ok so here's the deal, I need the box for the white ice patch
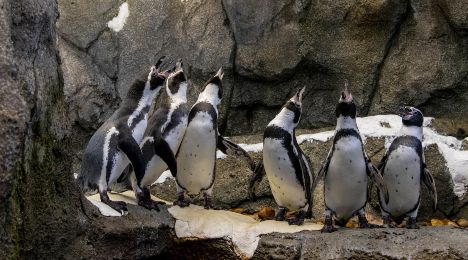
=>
[168,205,322,258]
[437,144,468,197]
[154,170,174,184]
[86,191,170,217]
[107,2,129,32]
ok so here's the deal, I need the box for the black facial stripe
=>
[263,125,304,187]
[387,136,423,158]
[335,102,356,118]
[402,111,423,127]
[333,128,362,144]
[168,72,186,95]
[188,102,217,124]
[284,101,301,124]
[149,75,166,90]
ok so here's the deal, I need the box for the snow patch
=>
[107,2,129,32]
[154,170,174,184]
[168,205,322,258]
[86,191,169,217]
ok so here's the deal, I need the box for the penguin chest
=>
[140,117,188,187]
[325,136,367,219]
[131,116,148,144]
[177,112,217,194]
[263,138,307,211]
[381,146,421,217]
[164,115,188,152]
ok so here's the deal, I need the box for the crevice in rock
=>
[219,0,238,134]
[364,0,413,116]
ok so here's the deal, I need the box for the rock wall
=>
[56,0,468,135]
[0,0,82,258]
[56,0,468,170]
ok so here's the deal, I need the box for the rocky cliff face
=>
[55,0,468,171]
[56,0,468,135]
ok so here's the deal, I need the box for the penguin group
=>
[77,58,437,232]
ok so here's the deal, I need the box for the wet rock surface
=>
[253,227,468,259]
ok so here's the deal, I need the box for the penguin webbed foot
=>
[358,214,378,229]
[100,192,128,215]
[287,211,306,226]
[137,188,162,211]
[321,216,337,233]
[203,194,219,210]
[275,207,287,221]
[406,217,420,229]
[382,216,395,228]
[173,193,190,208]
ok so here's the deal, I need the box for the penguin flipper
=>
[217,135,264,201]
[118,134,146,187]
[299,154,313,218]
[217,135,257,170]
[366,161,389,204]
[153,136,177,178]
[422,166,437,212]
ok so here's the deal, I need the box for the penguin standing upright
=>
[378,106,437,229]
[129,60,190,209]
[174,68,258,209]
[262,87,314,225]
[316,83,388,232]
[78,57,172,213]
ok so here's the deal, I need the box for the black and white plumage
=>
[78,57,171,214]
[316,84,388,233]
[174,68,258,209]
[128,60,190,210]
[262,87,314,225]
[378,106,437,229]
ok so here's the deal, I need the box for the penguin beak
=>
[215,67,224,80]
[291,87,306,104]
[339,81,353,103]
[399,106,414,119]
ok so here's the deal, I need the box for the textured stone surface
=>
[253,227,468,259]
[56,0,468,141]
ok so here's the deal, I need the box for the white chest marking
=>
[263,138,308,211]
[140,115,188,187]
[176,111,216,195]
[131,115,148,144]
[99,127,119,191]
[380,146,421,217]
[325,136,367,219]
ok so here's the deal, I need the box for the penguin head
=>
[400,106,423,127]
[166,59,188,101]
[148,56,172,91]
[335,82,356,118]
[200,67,224,104]
[283,87,305,124]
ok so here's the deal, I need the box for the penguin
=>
[316,83,388,233]
[262,87,315,225]
[174,68,258,209]
[78,57,172,213]
[129,60,189,209]
[378,106,437,229]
